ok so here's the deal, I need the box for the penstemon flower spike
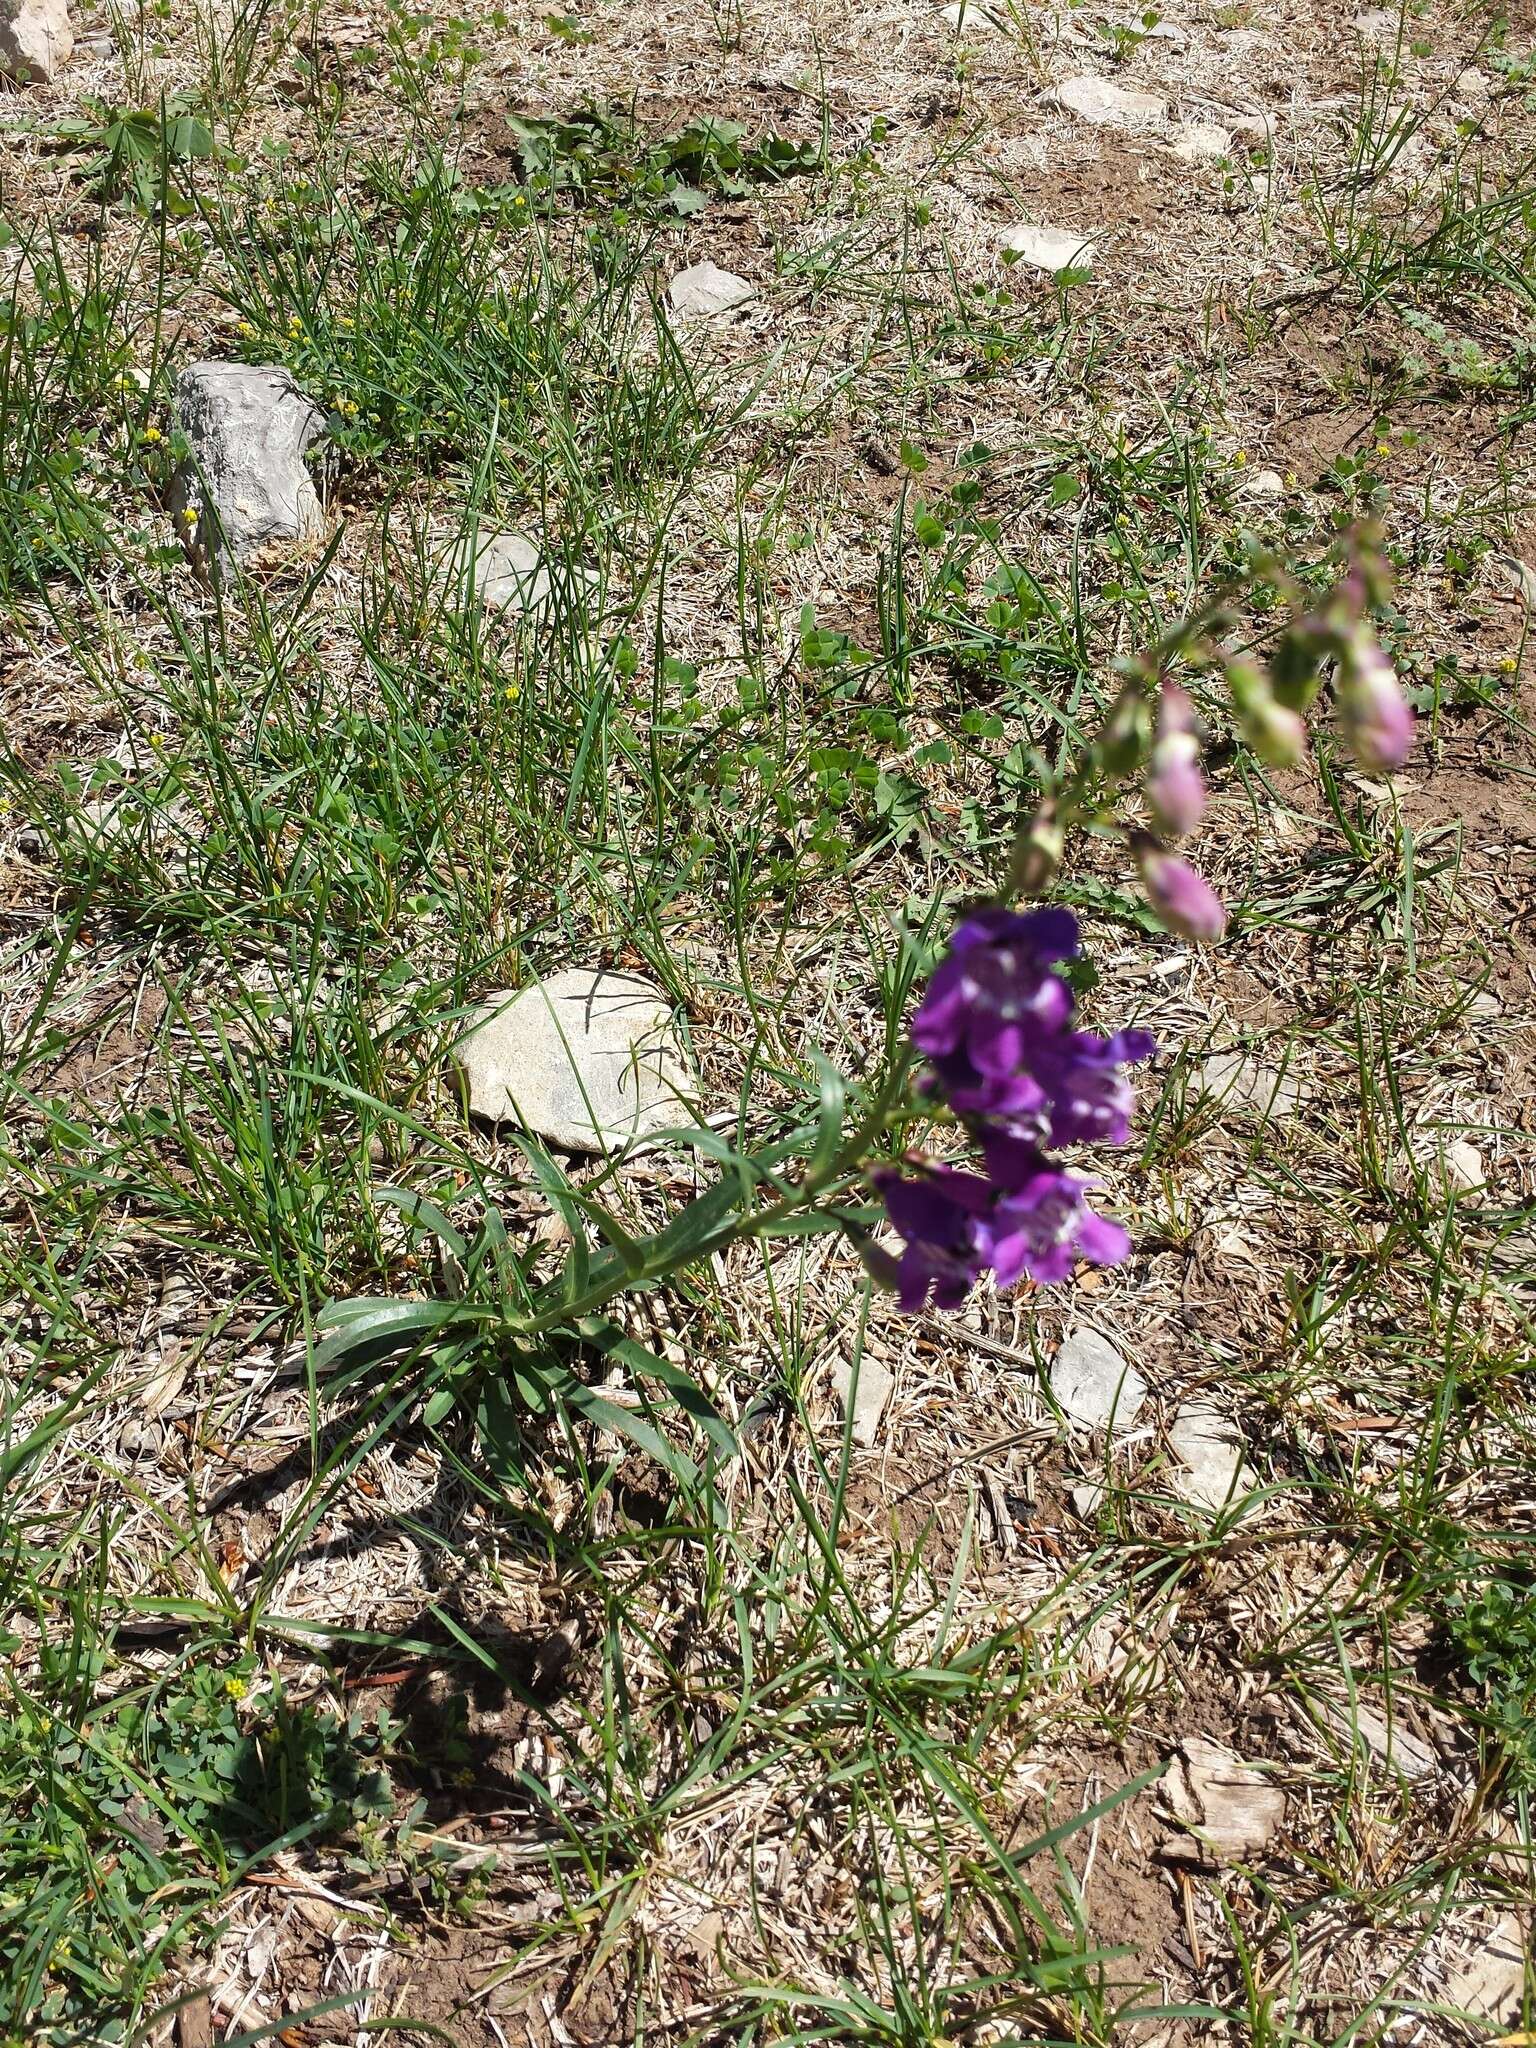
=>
[865,523,1415,1317]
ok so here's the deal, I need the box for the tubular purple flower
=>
[910,907,1078,1080]
[980,1157,1132,1288]
[1336,628,1413,773]
[1134,835,1228,943]
[874,1164,995,1312]
[1146,683,1206,839]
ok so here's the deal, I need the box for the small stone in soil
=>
[667,260,757,318]
[1000,223,1097,274]
[831,1354,896,1448]
[168,362,325,575]
[0,0,73,81]
[1160,1736,1284,1867]
[1171,120,1232,162]
[1200,1050,1312,1123]
[1053,75,1167,129]
[453,967,695,1154]
[1167,1401,1246,1512]
[438,530,593,618]
[1051,1328,1146,1436]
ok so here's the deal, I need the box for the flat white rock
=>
[169,362,324,574]
[1200,1050,1312,1123]
[1319,1697,1437,1781]
[0,0,72,80]
[1446,1913,1526,2021]
[1051,1329,1146,1436]
[831,1353,896,1447]
[1054,75,1166,129]
[438,530,593,617]
[1171,120,1232,162]
[1352,8,1401,40]
[454,968,694,1153]
[667,260,756,319]
[1000,223,1096,274]
[1440,1138,1487,1193]
[1168,1401,1246,1511]
[1244,467,1286,496]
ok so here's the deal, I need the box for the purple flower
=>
[1336,628,1413,773]
[1022,1025,1157,1147]
[873,1165,994,1312]
[1146,684,1206,839]
[979,1147,1132,1287]
[1134,837,1227,943]
[911,907,1079,1081]
[875,1151,1133,1309]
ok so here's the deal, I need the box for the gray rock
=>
[1439,1139,1487,1194]
[1200,1050,1312,1123]
[1000,224,1097,274]
[666,260,756,318]
[1168,1401,1246,1511]
[1054,75,1166,129]
[169,363,324,575]
[438,530,593,618]
[1051,1329,1146,1435]
[453,968,694,1153]
[831,1353,895,1447]
[0,0,72,80]
[1171,121,1232,162]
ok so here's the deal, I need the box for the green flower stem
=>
[513,1049,919,1341]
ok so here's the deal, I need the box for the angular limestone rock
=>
[169,363,324,575]
[1000,224,1097,274]
[1051,1329,1146,1436]
[831,1353,896,1448]
[0,0,73,81]
[666,260,756,318]
[454,968,694,1153]
[1168,1401,1246,1511]
[1171,121,1232,162]
[1054,75,1166,129]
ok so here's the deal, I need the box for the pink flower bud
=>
[1337,630,1413,773]
[1146,685,1206,838]
[1133,834,1227,943]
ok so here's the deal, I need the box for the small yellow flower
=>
[142,424,162,444]
[287,312,303,335]
[503,682,520,701]
[224,1676,248,1699]
[1499,656,1518,673]
[1284,470,1298,488]
[149,732,165,749]
[236,320,256,339]
[1232,448,1248,466]
[181,506,200,527]
[1375,440,1391,457]
[512,193,525,207]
